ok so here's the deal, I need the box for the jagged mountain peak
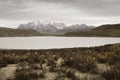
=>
[18,21,95,34]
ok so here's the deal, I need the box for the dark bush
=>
[102,64,120,80]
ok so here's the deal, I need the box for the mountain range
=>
[18,21,94,34]
[0,21,120,37]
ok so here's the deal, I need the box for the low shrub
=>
[102,64,120,80]
[12,70,45,80]
[64,55,98,74]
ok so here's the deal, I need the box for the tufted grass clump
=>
[102,63,120,80]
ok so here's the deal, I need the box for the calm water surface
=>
[0,37,120,49]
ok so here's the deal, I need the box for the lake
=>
[0,37,120,49]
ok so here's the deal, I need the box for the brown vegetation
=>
[0,43,120,80]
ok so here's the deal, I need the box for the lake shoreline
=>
[0,37,120,49]
[0,36,120,38]
[0,43,119,50]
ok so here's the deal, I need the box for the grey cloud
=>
[0,0,30,20]
[0,0,120,21]
[37,0,120,17]
[0,0,27,13]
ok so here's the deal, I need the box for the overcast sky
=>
[0,0,120,28]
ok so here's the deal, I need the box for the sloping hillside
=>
[65,24,120,37]
[0,27,42,37]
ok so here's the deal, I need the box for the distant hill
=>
[1,23,120,37]
[57,24,94,34]
[65,24,120,37]
[0,27,42,37]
